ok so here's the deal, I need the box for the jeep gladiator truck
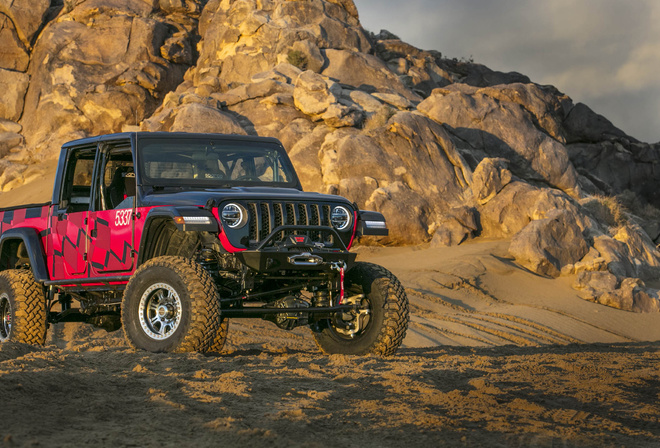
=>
[0,132,409,355]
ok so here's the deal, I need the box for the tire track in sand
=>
[406,286,591,347]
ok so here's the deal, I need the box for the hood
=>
[137,187,354,208]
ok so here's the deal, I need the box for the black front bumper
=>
[234,225,357,272]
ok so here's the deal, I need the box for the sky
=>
[353,0,660,144]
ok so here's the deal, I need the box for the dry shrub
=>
[616,189,660,222]
[581,195,628,230]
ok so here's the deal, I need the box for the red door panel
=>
[50,211,89,279]
[88,208,134,276]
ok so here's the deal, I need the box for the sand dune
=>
[1,240,659,447]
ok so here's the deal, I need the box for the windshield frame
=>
[135,136,301,190]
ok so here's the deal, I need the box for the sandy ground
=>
[1,240,659,447]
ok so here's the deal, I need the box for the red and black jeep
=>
[0,133,409,355]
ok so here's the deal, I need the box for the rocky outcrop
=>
[417,84,580,198]
[574,271,660,313]
[21,0,202,159]
[1,0,660,313]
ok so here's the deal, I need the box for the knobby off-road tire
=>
[0,270,47,345]
[313,262,409,356]
[121,256,222,353]
[207,318,229,354]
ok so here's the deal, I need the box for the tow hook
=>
[331,261,347,305]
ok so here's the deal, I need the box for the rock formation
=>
[1,0,659,312]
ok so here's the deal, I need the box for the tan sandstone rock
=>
[509,209,589,278]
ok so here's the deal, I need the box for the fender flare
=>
[0,228,50,282]
[136,206,219,267]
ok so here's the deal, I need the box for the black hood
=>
[138,187,354,208]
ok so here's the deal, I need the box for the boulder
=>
[470,158,512,205]
[365,182,433,244]
[213,78,294,108]
[509,209,589,278]
[287,39,325,73]
[418,87,581,198]
[430,206,479,247]
[19,2,198,159]
[562,247,608,276]
[461,63,531,88]
[0,119,20,134]
[574,271,660,312]
[288,124,331,193]
[229,98,308,137]
[278,117,317,152]
[573,270,620,301]
[371,92,413,110]
[597,278,640,312]
[613,224,660,267]
[563,102,628,144]
[320,102,364,128]
[568,140,660,208]
[348,90,383,113]
[293,71,339,117]
[478,181,589,238]
[478,83,568,142]
[168,103,247,135]
[374,38,452,96]
[0,0,51,47]
[630,288,660,313]
[322,49,420,102]
[0,132,22,157]
[0,15,29,71]
[0,69,28,121]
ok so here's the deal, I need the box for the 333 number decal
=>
[115,209,132,226]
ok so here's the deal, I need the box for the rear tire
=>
[0,270,47,345]
[312,262,409,356]
[121,256,221,353]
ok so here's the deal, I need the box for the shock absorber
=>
[197,248,219,272]
[313,289,330,307]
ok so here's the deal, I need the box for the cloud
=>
[353,0,660,143]
[616,43,660,91]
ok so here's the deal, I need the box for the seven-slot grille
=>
[246,201,335,245]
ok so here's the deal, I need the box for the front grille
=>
[246,201,336,246]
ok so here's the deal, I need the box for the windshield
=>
[138,139,297,188]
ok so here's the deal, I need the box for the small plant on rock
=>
[287,50,308,70]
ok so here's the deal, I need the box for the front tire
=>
[207,318,229,354]
[0,270,47,345]
[313,262,409,356]
[121,256,221,353]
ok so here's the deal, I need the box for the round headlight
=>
[221,203,247,229]
[331,206,352,231]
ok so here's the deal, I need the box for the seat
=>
[107,166,135,209]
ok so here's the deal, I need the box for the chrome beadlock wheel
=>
[138,283,182,340]
[0,293,11,341]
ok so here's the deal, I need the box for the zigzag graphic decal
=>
[102,240,133,268]
[53,227,89,258]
